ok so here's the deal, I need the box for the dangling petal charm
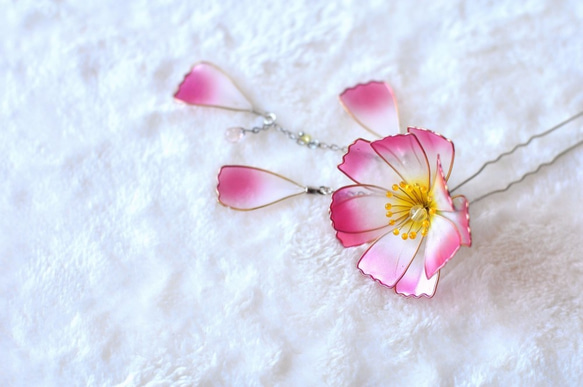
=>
[339,81,400,137]
[175,62,254,112]
[217,166,307,210]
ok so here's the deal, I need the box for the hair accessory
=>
[176,62,583,298]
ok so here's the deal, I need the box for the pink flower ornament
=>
[331,82,471,297]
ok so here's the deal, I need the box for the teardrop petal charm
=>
[339,81,400,137]
[175,62,254,112]
[217,166,306,210]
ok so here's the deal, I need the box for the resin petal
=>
[424,215,462,278]
[395,252,440,298]
[339,81,400,138]
[357,233,423,288]
[431,158,454,213]
[336,229,389,248]
[217,166,306,210]
[408,127,455,182]
[175,62,254,112]
[330,185,390,237]
[338,139,402,187]
[441,195,472,246]
[370,134,430,187]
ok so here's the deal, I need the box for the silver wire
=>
[450,111,583,193]
[470,137,583,204]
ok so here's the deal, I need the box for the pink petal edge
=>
[217,166,306,210]
[174,62,254,112]
[339,81,400,138]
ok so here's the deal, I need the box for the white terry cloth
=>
[2,1,583,385]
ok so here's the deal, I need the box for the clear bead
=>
[410,205,428,222]
[225,127,244,143]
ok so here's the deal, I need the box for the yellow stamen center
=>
[385,180,436,239]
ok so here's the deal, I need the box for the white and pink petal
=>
[357,232,423,288]
[440,195,471,246]
[175,62,254,112]
[408,127,455,183]
[370,134,430,187]
[430,158,454,212]
[330,185,390,239]
[338,139,402,187]
[395,251,440,298]
[335,228,390,248]
[423,215,462,278]
[217,166,305,210]
[339,81,400,138]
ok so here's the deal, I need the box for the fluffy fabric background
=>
[2,1,583,385]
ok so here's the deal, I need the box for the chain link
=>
[240,112,347,153]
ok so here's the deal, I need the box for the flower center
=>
[409,205,427,223]
[385,180,435,240]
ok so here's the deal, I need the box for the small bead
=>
[393,229,400,236]
[422,220,430,228]
[392,184,399,191]
[399,181,407,188]
[409,231,417,239]
[386,211,393,217]
[401,233,408,240]
[421,228,428,236]
[386,191,393,198]
[385,203,392,210]
[389,219,396,225]
[225,127,245,142]
[429,208,436,215]
[299,133,312,143]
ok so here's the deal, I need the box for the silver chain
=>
[240,112,348,153]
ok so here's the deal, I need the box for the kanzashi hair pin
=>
[175,61,583,298]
